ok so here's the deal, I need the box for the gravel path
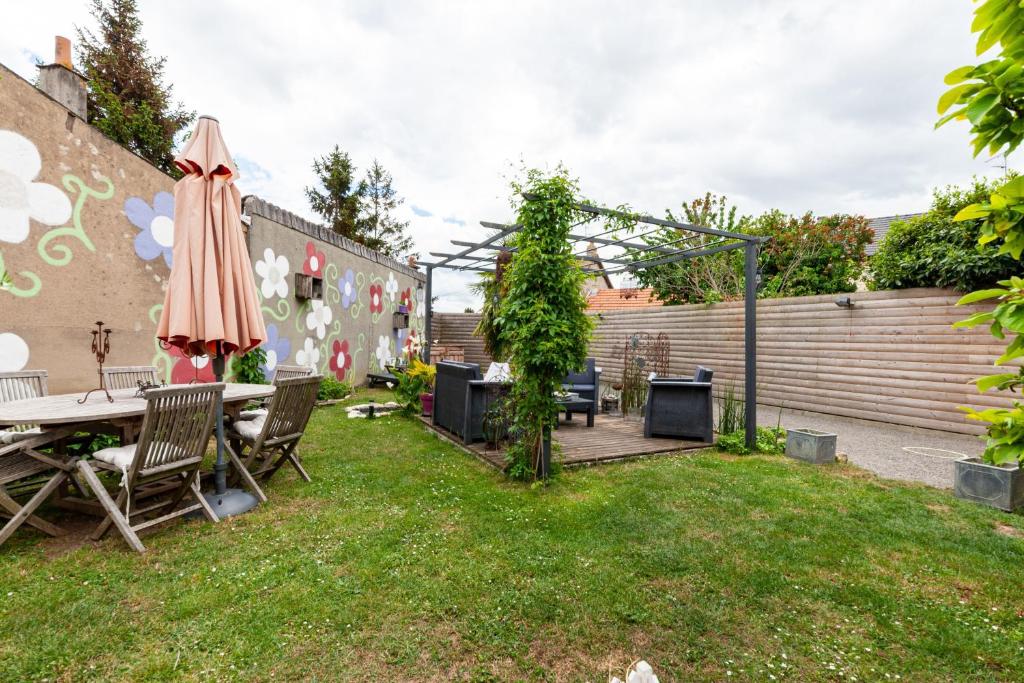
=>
[750,404,983,489]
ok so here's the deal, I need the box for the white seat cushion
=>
[238,408,268,421]
[0,427,43,444]
[234,415,266,441]
[92,443,138,470]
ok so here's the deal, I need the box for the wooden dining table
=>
[0,383,274,543]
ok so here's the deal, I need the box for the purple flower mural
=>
[125,191,175,267]
[339,268,356,309]
[259,324,292,381]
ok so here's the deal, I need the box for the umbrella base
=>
[202,488,259,518]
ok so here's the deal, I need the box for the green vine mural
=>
[0,252,42,298]
[350,272,366,319]
[37,174,115,267]
[260,294,292,322]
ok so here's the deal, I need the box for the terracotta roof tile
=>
[586,288,664,312]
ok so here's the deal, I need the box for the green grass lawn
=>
[2,388,1023,682]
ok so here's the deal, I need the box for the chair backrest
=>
[130,383,223,481]
[433,362,481,435]
[102,366,159,390]
[273,364,314,383]
[693,366,714,383]
[0,370,48,403]
[0,370,48,433]
[562,358,596,386]
[259,375,321,444]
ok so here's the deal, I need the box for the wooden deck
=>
[420,413,711,470]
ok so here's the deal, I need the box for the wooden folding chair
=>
[100,366,159,390]
[272,364,314,382]
[77,383,224,553]
[227,375,321,500]
[0,427,80,546]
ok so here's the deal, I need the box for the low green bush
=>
[317,376,352,401]
[717,426,785,456]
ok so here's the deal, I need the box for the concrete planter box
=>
[954,458,1024,512]
[785,428,837,464]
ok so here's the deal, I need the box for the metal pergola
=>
[419,198,767,449]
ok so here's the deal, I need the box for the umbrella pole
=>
[213,344,228,495]
[200,342,259,518]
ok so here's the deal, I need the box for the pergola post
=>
[423,265,433,363]
[743,241,758,450]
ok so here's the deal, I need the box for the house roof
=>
[866,213,923,255]
[587,288,664,312]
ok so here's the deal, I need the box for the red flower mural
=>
[169,346,217,384]
[369,283,384,314]
[328,339,352,381]
[399,288,412,309]
[303,241,325,277]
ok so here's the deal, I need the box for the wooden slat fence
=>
[433,288,1009,435]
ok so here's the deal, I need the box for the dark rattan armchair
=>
[644,366,714,442]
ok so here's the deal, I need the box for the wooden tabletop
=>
[0,383,275,426]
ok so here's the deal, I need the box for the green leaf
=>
[937,84,974,114]
[954,203,990,221]
[952,311,996,328]
[943,65,975,85]
[976,373,1019,392]
[966,91,1000,124]
[957,288,1008,305]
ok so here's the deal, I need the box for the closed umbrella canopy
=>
[157,116,265,357]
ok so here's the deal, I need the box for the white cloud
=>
[1,0,1004,311]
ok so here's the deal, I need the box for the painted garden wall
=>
[0,63,425,393]
[242,198,425,386]
[0,63,179,393]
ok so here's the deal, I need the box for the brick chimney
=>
[36,36,88,119]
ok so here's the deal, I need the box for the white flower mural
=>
[295,337,321,369]
[0,130,73,244]
[416,294,425,320]
[385,272,399,302]
[0,332,30,371]
[375,334,393,368]
[305,299,333,339]
[254,248,290,299]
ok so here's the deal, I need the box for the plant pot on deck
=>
[785,428,837,464]
[420,392,434,417]
[954,457,1024,512]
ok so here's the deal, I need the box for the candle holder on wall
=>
[78,321,114,404]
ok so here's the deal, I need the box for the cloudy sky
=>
[0,1,1003,310]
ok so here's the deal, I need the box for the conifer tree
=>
[358,159,414,258]
[76,0,194,175]
[305,146,365,240]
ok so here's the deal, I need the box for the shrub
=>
[869,177,1018,292]
[317,376,351,401]
[231,347,268,384]
[717,426,785,455]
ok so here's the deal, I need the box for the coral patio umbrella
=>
[157,115,266,515]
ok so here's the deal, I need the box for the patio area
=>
[423,412,710,469]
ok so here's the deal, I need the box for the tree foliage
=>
[936,0,1024,158]
[306,151,415,258]
[870,178,1018,292]
[629,193,871,304]
[499,168,594,480]
[305,145,365,240]
[76,0,194,176]
[358,160,414,258]
[940,0,1024,465]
